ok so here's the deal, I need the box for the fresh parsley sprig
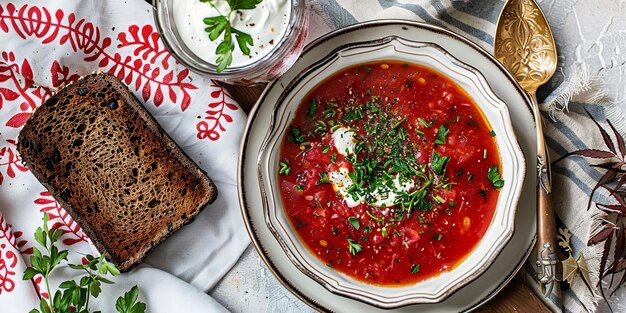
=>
[23,213,146,313]
[200,0,263,72]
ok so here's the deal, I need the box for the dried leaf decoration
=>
[562,254,578,285]
[554,109,626,311]
[557,228,594,291]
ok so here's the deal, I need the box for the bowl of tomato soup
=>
[256,37,525,307]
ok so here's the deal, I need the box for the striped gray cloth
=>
[307,0,626,312]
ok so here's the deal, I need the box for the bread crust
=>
[17,73,217,271]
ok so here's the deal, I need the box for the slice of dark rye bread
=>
[17,72,217,272]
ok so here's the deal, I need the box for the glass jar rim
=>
[153,0,305,81]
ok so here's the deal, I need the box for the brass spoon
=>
[494,0,560,298]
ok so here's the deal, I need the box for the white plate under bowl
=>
[239,20,536,312]
[255,37,525,308]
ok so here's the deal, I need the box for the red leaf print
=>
[196,85,238,141]
[223,114,233,123]
[20,58,33,86]
[154,87,164,106]
[168,87,177,103]
[142,82,151,102]
[5,112,31,128]
[225,102,238,110]
[0,4,200,115]
[0,87,19,100]
[181,91,191,112]
[163,71,173,83]
[34,192,89,245]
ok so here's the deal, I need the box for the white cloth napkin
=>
[0,0,250,311]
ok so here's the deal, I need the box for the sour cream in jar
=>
[154,0,308,83]
[173,0,291,67]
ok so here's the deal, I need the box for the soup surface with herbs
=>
[278,62,504,286]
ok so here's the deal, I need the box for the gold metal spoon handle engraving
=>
[495,0,560,298]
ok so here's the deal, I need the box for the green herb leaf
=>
[417,117,430,128]
[348,217,360,230]
[347,238,363,255]
[411,263,420,274]
[229,0,263,10]
[279,160,291,176]
[316,172,330,185]
[487,165,504,189]
[201,0,261,72]
[431,151,450,176]
[434,125,450,145]
[233,28,254,55]
[288,128,305,144]
[366,211,384,223]
[203,16,228,41]
[489,130,496,137]
[307,99,318,119]
[295,184,304,192]
[115,286,146,313]
[34,227,46,248]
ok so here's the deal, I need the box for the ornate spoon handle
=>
[530,93,559,296]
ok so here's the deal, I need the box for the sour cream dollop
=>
[173,0,291,67]
[328,127,414,208]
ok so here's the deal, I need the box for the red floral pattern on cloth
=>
[0,1,245,307]
[0,0,239,299]
[35,191,89,246]
[0,215,33,295]
[0,2,237,138]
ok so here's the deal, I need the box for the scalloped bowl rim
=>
[256,37,526,308]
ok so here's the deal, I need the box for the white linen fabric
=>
[0,0,249,311]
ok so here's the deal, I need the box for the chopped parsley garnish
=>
[489,130,496,137]
[316,172,330,185]
[366,211,384,223]
[347,238,363,255]
[449,201,456,207]
[433,233,443,241]
[487,165,505,189]
[314,121,327,134]
[434,125,450,145]
[431,151,450,176]
[411,263,420,274]
[479,189,487,197]
[321,145,330,154]
[432,194,445,204]
[332,226,339,235]
[288,128,304,144]
[363,226,372,233]
[307,99,317,118]
[381,227,388,237]
[417,117,430,127]
[348,217,360,230]
[467,173,474,181]
[295,184,304,191]
[330,153,337,163]
[279,160,290,176]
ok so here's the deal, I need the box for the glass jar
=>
[153,0,308,84]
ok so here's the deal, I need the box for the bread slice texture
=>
[17,73,217,272]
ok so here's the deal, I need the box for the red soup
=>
[278,62,504,286]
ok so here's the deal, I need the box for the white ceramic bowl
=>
[256,37,526,308]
